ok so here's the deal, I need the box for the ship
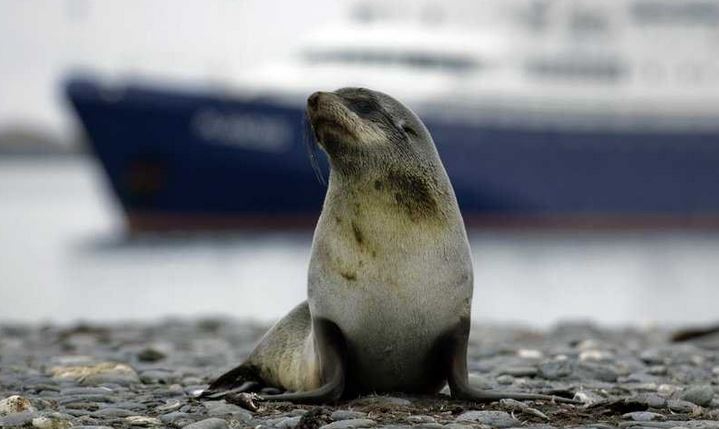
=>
[66,0,719,231]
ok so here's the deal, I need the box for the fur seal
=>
[203,88,575,404]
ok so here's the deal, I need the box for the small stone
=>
[667,399,700,413]
[579,350,614,361]
[406,415,435,424]
[517,349,544,359]
[538,360,573,379]
[156,399,181,413]
[331,410,368,421]
[140,369,177,384]
[51,362,140,386]
[276,416,302,429]
[319,419,376,429]
[0,395,36,416]
[137,348,166,362]
[125,416,162,426]
[159,411,190,425]
[32,415,73,429]
[183,418,229,429]
[92,408,136,418]
[353,396,411,406]
[647,365,668,376]
[455,410,519,428]
[680,385,715,407]
[633,393,667,409]
[496,374,514,385]
[497,366,538,377]
[203,401,252,420]
[0,411,37,427]
[622,411,666,422]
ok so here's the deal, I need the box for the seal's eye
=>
[401,124,418,137]
[351,99,375,115]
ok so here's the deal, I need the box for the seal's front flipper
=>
[444,319,579,404]
[200,364,264,399]
[261,317,346,404]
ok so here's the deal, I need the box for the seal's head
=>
[307,87,459,225]
[307,88,438,175]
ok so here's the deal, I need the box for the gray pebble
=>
[156,399,182,412]
[72,427,114,429]
[319,419,376,429]
[538,360,573,379]
[275,416,302,429]
[455,410,519,428]
[497,366,539,377]
[182,418,230,429]
[680,385,715,407]
[159,411,191,425]
[623,411,666,422]
[633,393,667,409]
[667,399,700,413]
[91,407,137,418]
[0,411,37,427]
[496,374,514,385]
[331,410,368,421]
[203,401,252,420]
[406,415,436,424]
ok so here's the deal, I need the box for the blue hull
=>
[66,77,719,231]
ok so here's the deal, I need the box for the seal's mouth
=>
[306,92,354,150]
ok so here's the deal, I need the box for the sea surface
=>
[1,156,718,327]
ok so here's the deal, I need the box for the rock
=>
[275,416,302,429]
[331,410,368,421]
[0,411,37,427]
[156,399,182,413]
[667,399,700,413]
[680,385,715,407]
[497,366,538,377]
[159,411,191,425]
[622,411,666,422]
[319,419,376,429]
[0,395,36,416]
[182,418,229,429]
[50,362,140,386]
[137,348,166,362]
[203,400,252,420]
[91,408,137,418]
[32,415,73,429]
[538,360,573,379]
[125,416,162,426]
[496,374,514,385]
[455,410,519,428]
[633,393,667,409]
[139,369,177,384]
[353,396,411,406]
[406,415,436,424]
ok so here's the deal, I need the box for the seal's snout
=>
[307,92,323,111]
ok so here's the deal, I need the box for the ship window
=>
[525,57,625,82]
[304,50,477,72]
[632,0,719,25]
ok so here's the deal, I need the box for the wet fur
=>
[206,88,575,405]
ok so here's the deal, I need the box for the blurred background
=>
[2,0,719,327]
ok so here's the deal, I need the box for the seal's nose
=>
[307,92,322,111]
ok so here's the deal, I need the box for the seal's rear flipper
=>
[261,317,346,404]
[200,364,264,399]
[443,319,580,405]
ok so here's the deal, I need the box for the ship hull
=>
[66,78,719,231]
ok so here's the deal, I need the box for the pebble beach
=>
[1,319,718,429]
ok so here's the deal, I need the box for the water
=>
[1,156,718,327]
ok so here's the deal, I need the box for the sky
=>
[0,0,348,142]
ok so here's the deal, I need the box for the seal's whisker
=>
[303,113,326,186]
